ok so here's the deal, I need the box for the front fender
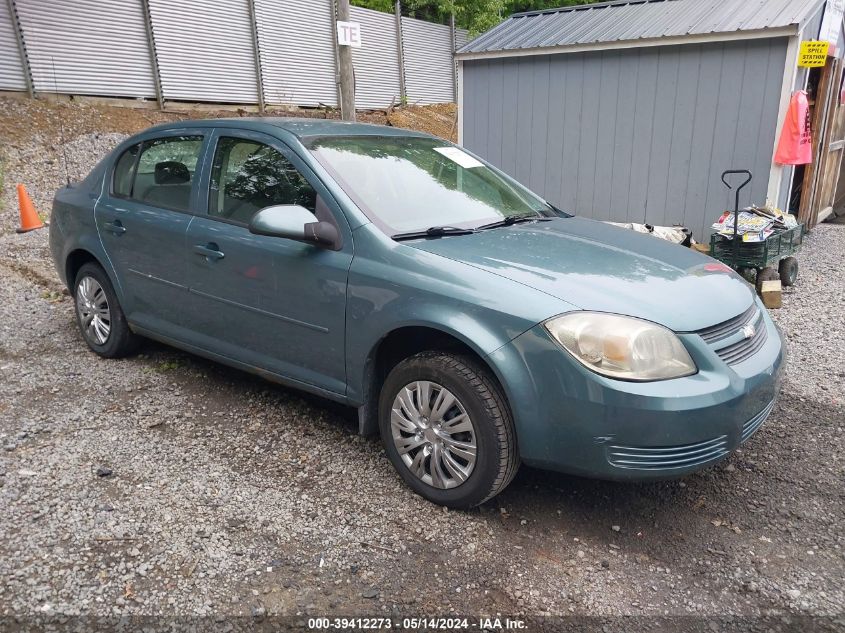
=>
[344,224,574,424]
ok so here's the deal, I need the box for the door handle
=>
[193,243,225,261]
[104,220,126,235]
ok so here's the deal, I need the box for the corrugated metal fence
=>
[15,0,156,98]
[0,0,28,92]
[255,0,337,108]
[350,6,403,109]
[403,16,455,105]
[0,0,467,108]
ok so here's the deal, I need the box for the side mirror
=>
[248,205,340,250]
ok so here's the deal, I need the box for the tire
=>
[737,267,756,284]
[378,351,519,508]
[755,266,779,294]
[778,256,799,287]
[73,263,139,358]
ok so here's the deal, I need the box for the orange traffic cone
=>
[16,184,44,233]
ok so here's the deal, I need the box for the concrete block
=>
[760,279,782,309]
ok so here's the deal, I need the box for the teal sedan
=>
[49,119,783,508]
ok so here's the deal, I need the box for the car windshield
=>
[307,136,554,235]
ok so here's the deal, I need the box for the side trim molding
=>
[187,288,329,333]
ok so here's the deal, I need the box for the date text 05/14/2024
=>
[307,617,526,630]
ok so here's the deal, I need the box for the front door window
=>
[209,137,317,225]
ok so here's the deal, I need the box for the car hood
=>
[406,217,755,332]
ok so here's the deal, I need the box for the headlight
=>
[544,312,696,381]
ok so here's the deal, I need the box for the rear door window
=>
[124,136,203,212]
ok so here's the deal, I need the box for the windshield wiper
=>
[392,226,478,241]
[476,213,552,231]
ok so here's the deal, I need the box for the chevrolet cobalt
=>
[49,119,783,507]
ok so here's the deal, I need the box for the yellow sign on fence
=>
[798,40,830,67]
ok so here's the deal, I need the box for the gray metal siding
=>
[402,16,454,103]
[255,0,337,107]
[462,38,789,241]
[0,1,26,91]
[148,0,258,103]
[350,5,402,109]
[14,0,155,97]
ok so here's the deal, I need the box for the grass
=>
[143,359,185,373]
[40,289,64,303]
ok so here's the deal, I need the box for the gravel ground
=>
[0,99,843,631]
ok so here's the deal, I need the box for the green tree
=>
[351,0,394,11]
[351,0,602,35]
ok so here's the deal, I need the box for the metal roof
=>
[458,0,825,56]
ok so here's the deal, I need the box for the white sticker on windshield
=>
[433,146,484,169]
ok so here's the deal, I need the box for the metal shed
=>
[457,0,844,240]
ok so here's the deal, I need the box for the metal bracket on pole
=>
[140,0,164,110]
[6,0,34,97]
[395,0,406,104]
[247,0,265,113]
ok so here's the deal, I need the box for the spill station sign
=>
[798,41,830,67]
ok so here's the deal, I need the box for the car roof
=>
[142,117,435,140]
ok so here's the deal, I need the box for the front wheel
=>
[73,263,139,358]
[378,352,519,508]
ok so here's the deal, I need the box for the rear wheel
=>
[378,351,519,508]
[73,263,139,358]
[778,256,798,286]
[755,266,779,293]
[737,267,756,284]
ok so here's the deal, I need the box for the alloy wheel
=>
[390,380,477,489]
[76,276,111,345]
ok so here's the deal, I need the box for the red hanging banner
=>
[774,90,813,165]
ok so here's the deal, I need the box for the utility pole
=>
[336,0,356,121]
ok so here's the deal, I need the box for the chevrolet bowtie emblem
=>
[742,323,756,339]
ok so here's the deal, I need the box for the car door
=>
[183,129,353,396]
[95,131,207,337]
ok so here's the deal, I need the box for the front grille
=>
[608,435,729,471]
[741,399,775,443]
[697,304,758,344]
[695,305,768,366]
[714,312,767,365]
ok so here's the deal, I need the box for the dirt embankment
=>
[0,95,457,147]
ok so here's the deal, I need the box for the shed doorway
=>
[789,55,845,228]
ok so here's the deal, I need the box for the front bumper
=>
[488,301,784,480]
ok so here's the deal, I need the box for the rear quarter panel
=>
[49,160,124,300]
